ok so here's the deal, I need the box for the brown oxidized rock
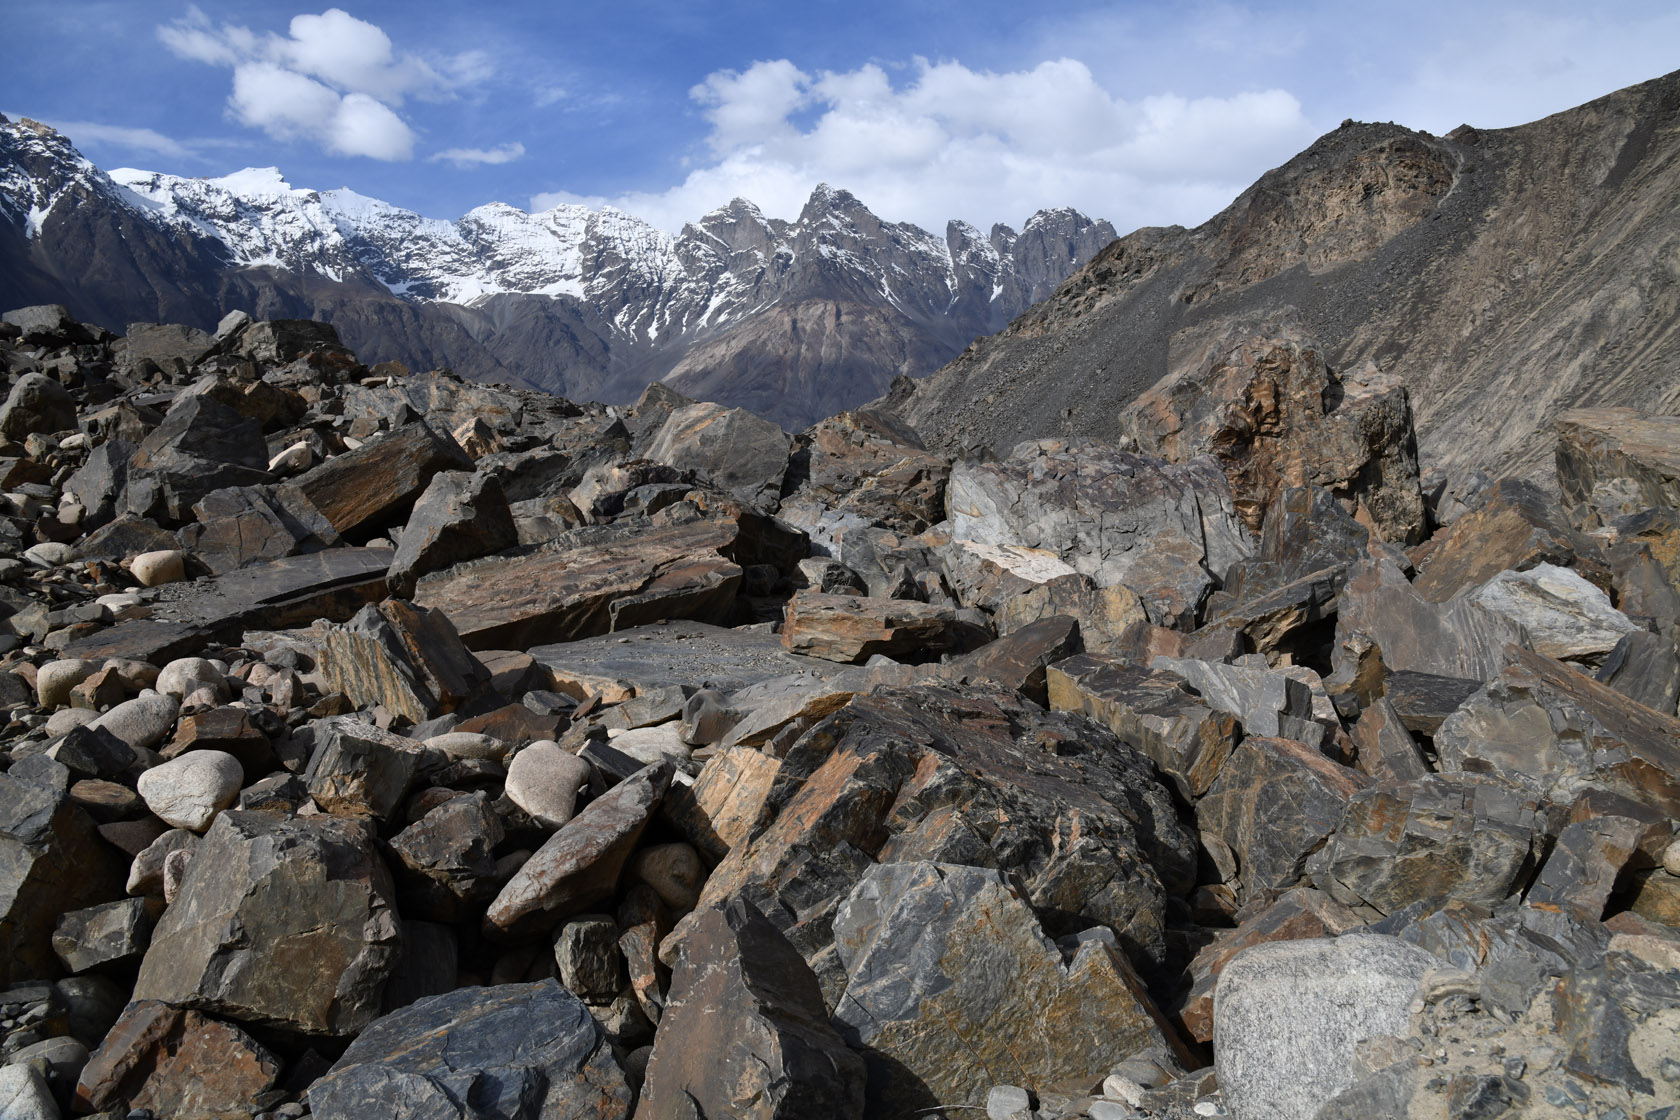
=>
[787,408,950,534]
[940,613,1082,706]
[645,400,793,509]
[132,810,401,1036]
[660,745,781,861]
[485,760,673,941]
[780,590,989,663]
[677,683,1195,997]
[997,570,1150,654]
[1555,407,1680,513]
[74,1001,280,1119]
[1410,478,1602,603]
[320,599,491,724]
[832,861,1193,1116]
[1121,329,1425,544]
[1336,558,1531,680]
[638,898,865,1120]
[416,516,744,650]
[304,717,425,821]
[294,421,474,537]
[1047,653,1240,801]
[308,980,630,1120]
[1434,645,1680,815]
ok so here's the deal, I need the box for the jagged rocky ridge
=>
[887,68,1680,490]
[0,117,1113,430]
[0,301,1678,1120]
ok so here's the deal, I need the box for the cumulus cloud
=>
[547,56,1318,235]
[157,6,490,161]
[429,142,526,167]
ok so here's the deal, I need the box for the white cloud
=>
[430,141,526,167]
[563,57,1318,236]
[157,6,487,161]
[44,120,193,160]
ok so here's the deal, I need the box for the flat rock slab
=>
[308,980,630,1120]
[63,548,392,665]
[1336,558,1531,681]
[1556,407,1680,512]
[529,620,852,696]
[1214,934,1438,1120]
[1383,669,1484,735]
[781,590,986,663]
[833,861,1192,1116]
[415,518,743,650]
[638,898,864,1120]
[132,810,401,1036]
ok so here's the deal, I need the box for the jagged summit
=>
[0,118,1116,427]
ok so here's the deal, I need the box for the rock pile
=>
[0,302,1677,1120]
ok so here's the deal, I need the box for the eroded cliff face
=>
[892,70,1680,488]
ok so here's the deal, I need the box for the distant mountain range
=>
[888,69,1680,485]
[0,117,1113,429]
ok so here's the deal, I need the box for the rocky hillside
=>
[1,302,1678,1120]
[0,119,1113,429]
[889,68,1680,487]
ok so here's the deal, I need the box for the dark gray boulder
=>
[387,470,519,597]
[0,371,76,441]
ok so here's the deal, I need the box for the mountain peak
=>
[212,167,293,196]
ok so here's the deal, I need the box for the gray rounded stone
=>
[36,659,98,709]
[0,1063,58,1120]
[423,731,508,761]
[1663,837,1680,878]
[156,658,231,702]
[505,741,591,829]
[136,750,243,831]
[1213,933,1437,1120]
[630,842,705,913]
[87,692,180,751]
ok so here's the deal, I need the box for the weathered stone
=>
[485,760,672,941]
[308,980,630,1120]
[1174,888,1366,1044]
[1412,478,1600,603]
[996,570,1149,654]
[1309,772,1547,917]
[606,724,690,769]
[505,741,591,829]
[947,439,1252,627]
[178,483,338,573]
[646,401,793,509]
[125,828,197,898]
[320,599,490,724]
[1198,737,1368,899]
[1551,951,1680,1099]
[294,421,475,537]
[1595,630,1680,714]
[74,1001,280,1120]
[784,409,948,535]
[1213,934,1438,1120]
[640,898,865,1120]
[660,745,781,861]
[135,750,242,831]
[1350,697,1431,783]
[386,470,518,597]
[713,680,857,751]
[553,915,624,1002]
[0,372,76,441]
[941,614,1082,705]
[389,791,505,922]
[780,590,987,663]
[417,517,744,650]
[1469,562,1642,663]
[1122,331,1425,544]
[163,706,272,776]
[1555,407,1680,513]
[1047,654,1240,800]
[833,862,1191,1115]
[132,811,400,1036]
[1,757,126,986]
[304,717,425,821]
[680,684,1194,996]
[618,884,671,1025]
[1525,814,1650,916]
[630,842,704,913]
[48,724,137,780]
[130,548,185,588]
[52,898,156,972]
[1382,669,1482,735]
[35,659,97,709]
[1337,558,1532,680]
[1151,655,1323,744]
[0,1064,56,1120]
[1196,565,1343,658]
[1435,645,1680,814]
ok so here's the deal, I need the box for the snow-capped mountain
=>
[0,114,1116,427]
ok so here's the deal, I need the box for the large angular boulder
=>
[1434,644,1680,814]
[1555,407,1680,513]
[74,1001,280,1120]
[0,371,76,441]
[304,717,425,821]
[416,516,744,650]
[1336,558,1531,680]
[947,439,1252,627]
[1467,562,1641,664]
[320,600,491,724]
[132,811,402,1036]
[784,408,949,534]
[386,470,518,597]
[1121,330,1425,544]
[1213,934,1438,1120]
[677,683,1195,996]
[833,861,1192,1116]
[294,421,474,537]
[178,483,338,574]
[645,401,792,509]
[308,980,630,1120]
[1411,477,1600,603]
[638,899,865,1119]
[1,756,126,986]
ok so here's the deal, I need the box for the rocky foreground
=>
[0,303,1677,1120]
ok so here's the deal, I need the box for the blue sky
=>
[4,2,1677,235]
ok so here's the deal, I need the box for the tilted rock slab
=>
[294,421,474,537]
[75,1001,280,1120]
[308,980,630,1120]
[132,811,402,1036]
[321,599,490,724]
[638,898,865,1119]
[1555,407,1680,513]
[833,861,1193,1116]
